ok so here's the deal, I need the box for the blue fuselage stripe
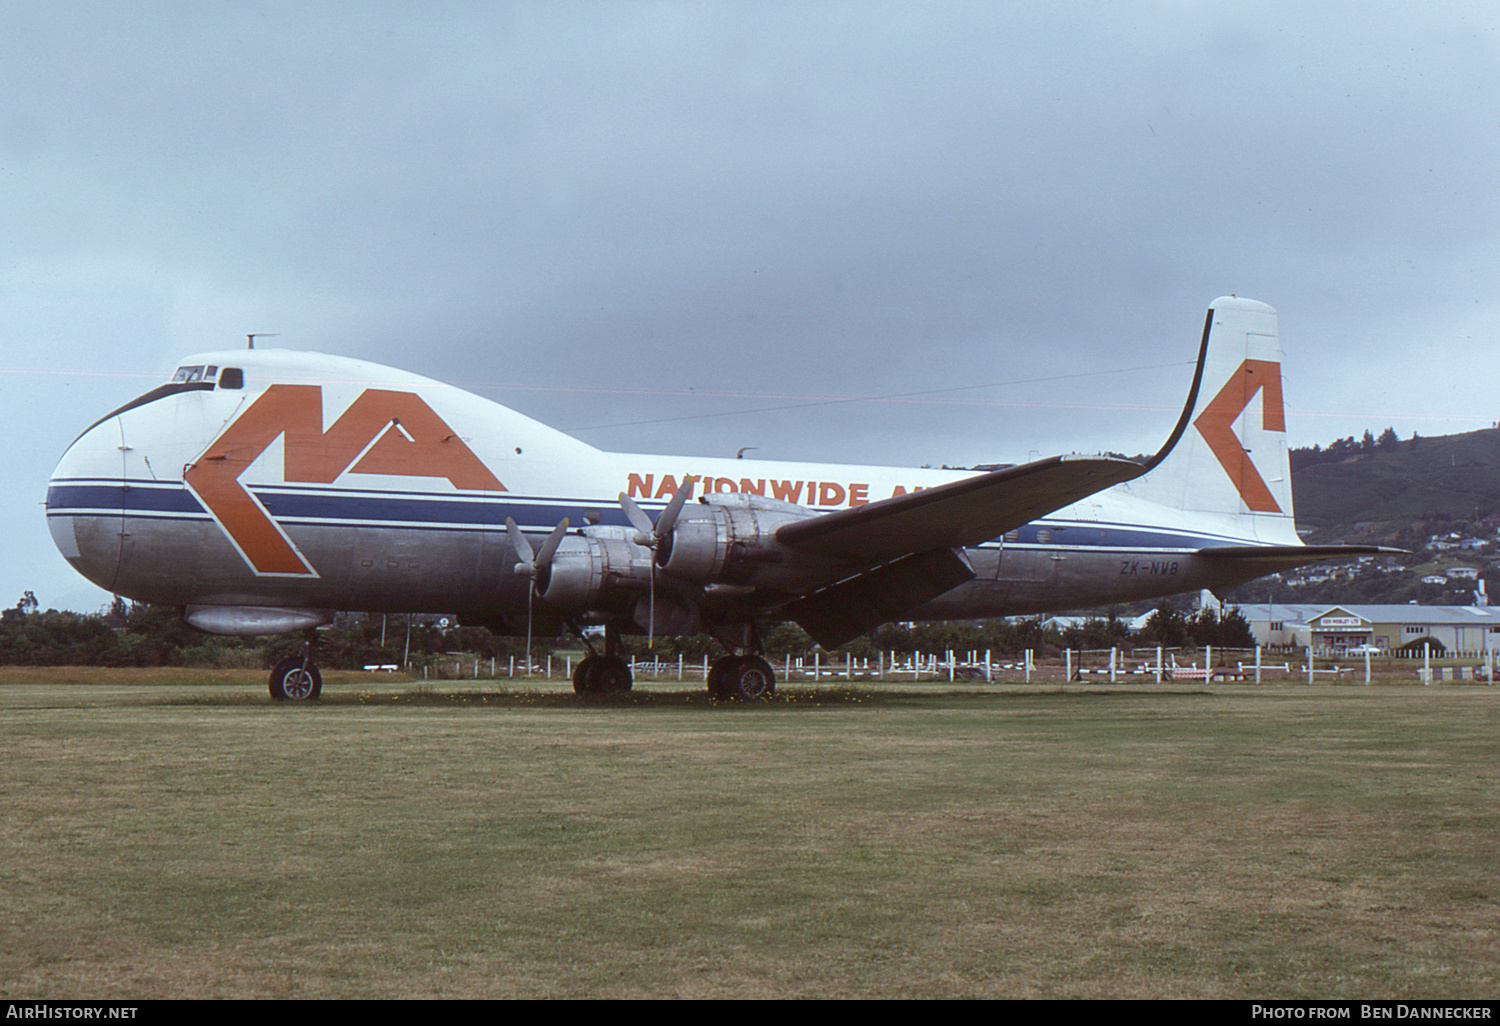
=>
[46,480,1245,551]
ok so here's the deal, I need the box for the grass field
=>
[2,669,1497,999]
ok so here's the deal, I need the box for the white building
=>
[1236,603,1500,654]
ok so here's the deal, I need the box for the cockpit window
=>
[171,365,218,384]
[218,367,244,389]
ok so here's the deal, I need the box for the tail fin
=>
[1130,297,1298,544]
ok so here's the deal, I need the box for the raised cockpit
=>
[170,364,242,388]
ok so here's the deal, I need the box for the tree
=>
[1136,602,1189,647]
[1,591,38,623]
[1186,607,1255,649]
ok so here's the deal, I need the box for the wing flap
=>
[775,454,1146,563]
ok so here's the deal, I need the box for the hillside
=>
[1293,428,1500,545]
[1205,427,1500,607]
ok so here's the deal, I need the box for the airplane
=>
[45,297,1387,702]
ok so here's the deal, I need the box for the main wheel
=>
[269,657,322,701]
[711,656,775,701]
[732,656,776,700]
[572,656,603,694]
[707,656,733,700]
[595,656,633,693]
[573,656,633,695]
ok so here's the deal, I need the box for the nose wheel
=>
[268,655,322,701]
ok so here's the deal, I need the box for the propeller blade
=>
[618,477,696,549]
[656,476,696,539]
[618,492,655,546]
[525,583,534,677]
[535,518,569,572]
[505,517,535,573]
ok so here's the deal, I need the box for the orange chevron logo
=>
[184,385,505,576]
[1192,359,1286,514]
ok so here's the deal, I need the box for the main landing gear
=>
[708,655,777,701]
[705,624,776,701]
[566,622,778,701]
[572,654,633,695]
[570,622,633,697]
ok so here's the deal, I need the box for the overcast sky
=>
[5,1,1499,613]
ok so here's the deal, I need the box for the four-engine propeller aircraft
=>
[46,297,1385,701]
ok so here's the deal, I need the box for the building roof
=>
[1235,603,1500,626]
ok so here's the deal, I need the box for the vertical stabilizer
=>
[1131,297,1298,543]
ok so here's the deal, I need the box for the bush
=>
[1398,636,1445,655]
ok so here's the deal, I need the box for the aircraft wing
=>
[770,455,1145,649]
[775,454,1147,563]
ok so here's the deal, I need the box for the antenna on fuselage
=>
[246,333,279,350]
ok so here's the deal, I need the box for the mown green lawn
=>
[2,675,1496,998]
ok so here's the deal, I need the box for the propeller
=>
[619,475,695,560]
[506,516,568,675]
[618,476,696,647]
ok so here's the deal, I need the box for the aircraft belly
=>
[105,513,509,614]
[112,517,298,606]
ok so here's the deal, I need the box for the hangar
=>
[1235,603,1500,654]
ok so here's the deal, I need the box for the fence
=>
[401,645,1497,686]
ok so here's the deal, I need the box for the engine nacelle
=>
[659,494,820,586]
[538,532,653,609]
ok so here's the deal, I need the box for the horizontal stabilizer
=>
[1194,546,1392,570]
[784,548,977,650]
[1197,544,1400,576]
[776,455,1145,564]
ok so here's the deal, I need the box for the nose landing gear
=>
[268,654,322,701]
[268,630,322,701]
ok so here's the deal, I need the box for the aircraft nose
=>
[46,419,125,594]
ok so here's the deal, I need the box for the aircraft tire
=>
[573,656,633,695]
[572,656,603,694]
[706,656,733,700]
[268,657,322,702]
[714,655,775,701]
[596,656,633,693]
